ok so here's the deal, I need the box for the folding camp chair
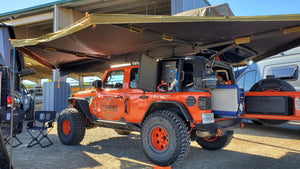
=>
[27,111,56,148]
[0,110,24,148]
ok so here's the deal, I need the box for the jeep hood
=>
[11,14,300,75]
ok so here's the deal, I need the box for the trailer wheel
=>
[57,108,86,145]
[114,129,131,135]
[196,130,233,150]
[141,110,190,166]
[250,78,294,125]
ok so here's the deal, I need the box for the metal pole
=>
[9,48,16,169]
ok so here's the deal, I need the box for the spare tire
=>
[249,78,295,125]
[250,78,295,92]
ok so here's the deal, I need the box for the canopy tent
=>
[11,14,300,75]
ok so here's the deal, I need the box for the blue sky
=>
[0,0,299,16]
[210,0,300,16]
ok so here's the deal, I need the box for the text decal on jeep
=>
[100,97,118,118]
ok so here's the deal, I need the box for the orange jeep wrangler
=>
[57,55,244,166]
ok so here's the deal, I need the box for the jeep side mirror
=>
[93,80,102,89]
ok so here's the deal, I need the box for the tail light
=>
[198,97,211,110]
[7,96,12,108]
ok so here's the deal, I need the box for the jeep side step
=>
[95,119,141,132]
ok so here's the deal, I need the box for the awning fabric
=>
[11,14,300,75]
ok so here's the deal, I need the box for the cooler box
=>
[210,85,244,116]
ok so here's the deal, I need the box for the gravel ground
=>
[4,121,300,169]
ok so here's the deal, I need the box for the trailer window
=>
[267,65,298,80]
[103,70,124,89]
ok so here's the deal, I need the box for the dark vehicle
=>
[0,24,35,133]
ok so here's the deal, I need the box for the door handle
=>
[125,97,129,114]
[114,95,122,98]
[139,96,149,99]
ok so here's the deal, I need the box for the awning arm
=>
[195,25,300,52]
[117,24,194,45]
[17,47,55,69]
[35,45,110,61]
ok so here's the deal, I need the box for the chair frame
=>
[0,110,23,148]
[27,111,56,148]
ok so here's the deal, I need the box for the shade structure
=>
[11,14,300,75]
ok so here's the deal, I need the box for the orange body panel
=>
[244,92,300,121]
[74,65,211,124]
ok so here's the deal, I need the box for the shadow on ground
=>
[235,122,300,140]
[6,122,300,169]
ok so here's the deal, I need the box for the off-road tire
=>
[250,78,295,92]
[141,110,190,166]
[250,78,294,125]
[114,129,131,135]
[196,130,233,151]
[57,108,86,145]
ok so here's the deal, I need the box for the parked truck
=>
[0,24,35,133]
[57,55,244,166]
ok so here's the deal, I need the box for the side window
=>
[266,65,298,80]
[130,68,139,89]
[244,71,257,91]
[103,70,124,89]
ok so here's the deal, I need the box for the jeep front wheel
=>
[57,108,86,145]
[196,130,233,150]
[141,110,190,166]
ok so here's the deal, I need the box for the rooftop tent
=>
[11,14,300,75]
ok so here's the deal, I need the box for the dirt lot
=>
[5,121,300,169]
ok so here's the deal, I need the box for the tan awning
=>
[11,13,300,75]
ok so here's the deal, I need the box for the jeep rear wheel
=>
[196,130,233,150]
[141,110,190,166]
[57,108,86,145]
